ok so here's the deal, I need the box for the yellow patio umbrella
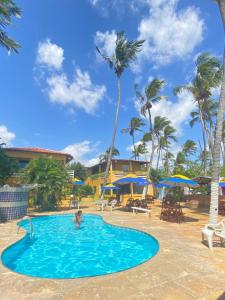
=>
[172,174,192,180]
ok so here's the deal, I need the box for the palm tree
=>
[175,53,222,174]
[96,32,144,190]
[131,143,147,160]
[135,79,166,179]
[99,146,120,163]
[0,0,21,53]
[182,140,197,158]
[163,125,177,172]
[143,116,170,178]
[190,99,218,158]
[209,0,225,224]
[121,117,145,160]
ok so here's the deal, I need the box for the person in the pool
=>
[74,210,82,228]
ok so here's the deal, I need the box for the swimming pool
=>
[1,214,159,279]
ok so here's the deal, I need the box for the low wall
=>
[184,194,225,209]
[0,186,28,221]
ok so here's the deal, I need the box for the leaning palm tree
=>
[96,32,144,190]
[163,125,177,172]
[131,143,147,161]
[0,0,21,53]
[209,0,225,224]
[135,79,166,179]
[121,117,145,160]
[190,99,218,158]
[182,140,197,158]
[99,146,120,163]
[175,53,222,174]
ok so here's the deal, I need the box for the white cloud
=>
[37,39,64,70]
[135,90,194,133]
[63,141,100,166]
[95,30,117,58]
[135,0,204,68]
[0,125,16,145]
[47,68,106,114]
[35,40,106,114]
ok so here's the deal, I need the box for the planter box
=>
[0,186,28,221]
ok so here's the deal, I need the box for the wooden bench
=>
[131,207,151,217]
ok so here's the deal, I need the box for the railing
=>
[67,170,75,178]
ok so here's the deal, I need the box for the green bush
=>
[0,147,18,186]
[24,157,70,210]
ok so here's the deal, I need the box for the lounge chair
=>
[201,218,225,249]
[107,199,118,211]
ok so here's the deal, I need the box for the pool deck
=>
[1,201,225,300]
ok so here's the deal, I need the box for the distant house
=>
[86,158,153,203]
[4,147,73,169]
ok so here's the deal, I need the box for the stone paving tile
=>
[1,203,225,299]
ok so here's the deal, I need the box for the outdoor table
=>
[160,202,184,223]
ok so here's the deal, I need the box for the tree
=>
[143,116,170,176]
[96,32,144,190]
[24,157,70,210]
[0,0,21,53]
[190,99,218,158]
[209,0,225,224]
[0,145,18,185]
[162,125,177,172]
[182,140,197,158]
[135,79,166,180]
[131,143,147,160]
[73,185,94,201]
[175,53,222,174]
[99,146,120,163]
[121,117,145,160]
[67,162,87,181]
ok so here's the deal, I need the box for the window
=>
[122,165,129,172]
[18,160,29,169]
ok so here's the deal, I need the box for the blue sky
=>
[0,0,224,165]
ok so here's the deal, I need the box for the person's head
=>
[77,210,82,216]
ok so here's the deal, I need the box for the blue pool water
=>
[1,214,159,279]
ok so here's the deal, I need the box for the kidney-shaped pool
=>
[1,214,159,279]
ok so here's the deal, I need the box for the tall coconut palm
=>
[182,140,197,158]
[121,117,145,160]
[131,143,147,161]
[0,0,21,53]
[209,0,225,224]
[143,116,170,178]
[175,53,222,174]
[96,32,144,191]
[135,79,166,179]
[163,125,177,172]
[190,99,218,158]
[99,146,120,163]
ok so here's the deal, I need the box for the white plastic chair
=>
[201,218,225,249]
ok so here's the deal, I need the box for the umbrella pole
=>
[131,183,134,199]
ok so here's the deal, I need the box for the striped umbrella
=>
[102,184,120,190]
[160,174,199,188]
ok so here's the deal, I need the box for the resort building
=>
[86,158,154,203]
[4,147,73,169]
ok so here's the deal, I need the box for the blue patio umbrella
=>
[160,176,199,188]
[72,178,85,185]
[113,174,151,185]
[156,183,173,188]
[102,184,120,190]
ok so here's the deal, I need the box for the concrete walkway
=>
[1,202,225,300]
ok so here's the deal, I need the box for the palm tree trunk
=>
[209,0,225,224]
[156,148,160,170]
[198,103,207,175]
[132,134,136,160]
[146,107,154,181]
[102,78,121,197]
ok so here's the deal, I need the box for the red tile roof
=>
[4,147,73,162]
